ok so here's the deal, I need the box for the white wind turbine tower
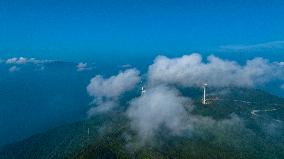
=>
[202,83,208,104]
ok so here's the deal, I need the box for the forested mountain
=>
[1,88,283,159]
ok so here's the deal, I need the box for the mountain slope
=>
[0,88,283,159]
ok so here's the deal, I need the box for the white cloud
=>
[9,66,20,72]
[87,68,141,99]
[17,57,29,64]
[5,57,48,65]
[76,62,92,72]
[87,68,141,116]
[127,85,192,142]
[6,57,18,64]
[148,53,283,88]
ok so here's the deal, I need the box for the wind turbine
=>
[141,86,146,95]
[202,83,208,104]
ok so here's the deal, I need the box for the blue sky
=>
[1,0,284,146]
[1,0,284,62]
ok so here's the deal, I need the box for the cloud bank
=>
[87,68,140,116]
[85,53,284,144]
[148,53,284,88]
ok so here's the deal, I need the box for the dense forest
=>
[1,88,283,159]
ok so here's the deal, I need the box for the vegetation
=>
[0,88,283,159]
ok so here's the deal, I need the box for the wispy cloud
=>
[281,84,284,90]
[2,57,57,72]
[9,66,20,72]
[76,62,93,72]
[219,41,284,52]
[5,57,53,65]
[120,64,132,68]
